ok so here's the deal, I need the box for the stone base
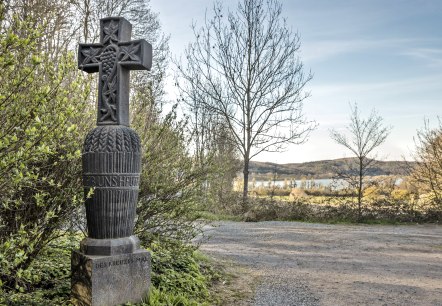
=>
[80,235,140,256]
[71,249,151,306]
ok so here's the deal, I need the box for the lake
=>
[253,179,339,189]
[253,177,403,189]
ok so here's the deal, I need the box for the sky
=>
[149,0,442,164]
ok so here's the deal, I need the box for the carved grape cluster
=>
[100,46,118,78]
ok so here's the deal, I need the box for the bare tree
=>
[330,103,391,221]
[176,0,315,209]
[411,119,442,207]
[180,74,241,212]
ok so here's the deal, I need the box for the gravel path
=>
[199,221,442,306]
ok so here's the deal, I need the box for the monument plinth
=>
[72,17,152,306]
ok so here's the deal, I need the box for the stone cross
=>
[72,17,152,305]
[78,17,152,126]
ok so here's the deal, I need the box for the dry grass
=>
[209,259,259,306]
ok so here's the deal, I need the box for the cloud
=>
[300,38,414,62]
[402,47,442,67]
[300,37,442,65]
[309,74,442,98]
[302,74,442,137]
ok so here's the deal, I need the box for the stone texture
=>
[80,235,140,256]
[78,17,152,126]
[82,125,141,242]
[71,249,151,306]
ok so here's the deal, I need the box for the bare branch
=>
[329,102,392,220]
[175,0,316,204]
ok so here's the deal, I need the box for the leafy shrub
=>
[144,286,204,306]
[142,245,222,306]
[239,194,440,223]
[0,9,92,290]
[148,241,210,302]
[411,120,442,207]
[1,235,220,306]
[0,235,78,305]
[133,107,209,245]
[363,185,392,199]
[253,187,291,197]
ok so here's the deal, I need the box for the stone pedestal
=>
[71,249,151,306]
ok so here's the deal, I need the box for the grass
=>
[138,249,257,306]
[195,210,243,222]
[205,259,258,306]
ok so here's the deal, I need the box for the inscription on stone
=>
[83,174,140,187]
[94,255,149,269]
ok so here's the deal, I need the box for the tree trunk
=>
[358,157,363,221]
[242,158,250,213]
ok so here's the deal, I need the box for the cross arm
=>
[78,43,102,73]
[118,40,152,70]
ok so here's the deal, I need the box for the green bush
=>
[132,105,209,245]
[128,240,218,306]
[0,3,222,305]
[148,242,210,303]
[0,234,78,305]
[144,286,203,306]
[0,8,92,290]
[1,235,220,306]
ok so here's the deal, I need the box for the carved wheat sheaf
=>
[83,126,140,153]
[116,128,123,151]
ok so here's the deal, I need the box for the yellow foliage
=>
[289,188,307,200]
[390,189,411,201]
[363,186,382,198]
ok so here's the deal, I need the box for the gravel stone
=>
[200,221,442,306]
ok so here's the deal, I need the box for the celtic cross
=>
[78,17,152,126]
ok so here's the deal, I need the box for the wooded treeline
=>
[249,158,412,179]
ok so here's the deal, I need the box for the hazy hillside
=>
[249,158,413,179]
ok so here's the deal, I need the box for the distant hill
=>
[249,158,413,179]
